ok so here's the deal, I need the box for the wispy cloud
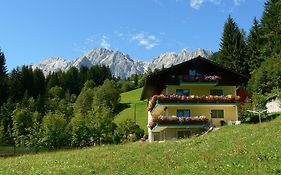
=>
[233,0,245,6]
[74,29,161,53]
[73,35,111,53]
[153,0,164,6]
[190,0,204,9]
[210,0,222,5]
[100,36,110,49]
[132,33,159,50]
[189,0,244,9]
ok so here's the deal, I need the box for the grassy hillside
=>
[1,117,281,174]
[114,88,147,131]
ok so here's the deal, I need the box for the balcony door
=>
[177,109,190,117]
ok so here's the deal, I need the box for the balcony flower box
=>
[147,94,239,111]
[147,115,209,129]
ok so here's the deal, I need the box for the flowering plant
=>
[147,94,239,111]
[147,115,209,129]
[182,75,221,82]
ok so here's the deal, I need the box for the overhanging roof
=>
[140,56,249,100]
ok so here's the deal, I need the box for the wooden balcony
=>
[147,94,239,116]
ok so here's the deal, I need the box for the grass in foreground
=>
[114,88,147,131]
[1,117,281,174]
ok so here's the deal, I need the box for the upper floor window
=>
[177,109,190,117]
[176,89,190,95]
[189,69,200,78]
[210,89,223,96]
[211,110,224,118]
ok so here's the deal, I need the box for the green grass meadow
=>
[1,117,281,174]
[114,88,147,131]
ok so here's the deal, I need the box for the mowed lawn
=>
[114,88,148,131]
[1,117,281,174]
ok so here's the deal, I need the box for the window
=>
[177,130,191,139]
[211,110,224,118]
[176,89,190,95]
[189,69,200,77]
[210,89,223,96]
[177,109,190,117]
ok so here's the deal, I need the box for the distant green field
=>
[1,117,281,174]
[114,88,148,132]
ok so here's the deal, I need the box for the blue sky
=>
[0,0,265,71]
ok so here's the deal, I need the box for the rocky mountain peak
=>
[31,48,212,78]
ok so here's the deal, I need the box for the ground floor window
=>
[177,130,191,139]
[211,109,224,118]
[154,132,160,141]
[210,89,223,96]
[177,109,190,117]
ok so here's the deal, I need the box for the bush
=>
[41,113,70,149]
[92,80,120,111]
[248,55,281,94]
[239,93,268,123]
[69,113,94,147]
[114,119,144,143]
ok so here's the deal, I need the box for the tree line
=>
[212,0,281,90]
[0,52,144,150]
[213,0,281,122]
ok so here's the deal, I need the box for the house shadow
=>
[114,103,131,115]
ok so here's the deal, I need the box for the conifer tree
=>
[8,68,23,102]
[32,68,45,98]
[260,0,281,57]
[0,50,8,106]
[246,18,264,74]
[214,15,247,75]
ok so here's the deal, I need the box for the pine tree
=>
[21,66,34,97]
[0,98,15,144]
[8,68,24,102]
[246,18,264,74]
[46,72,59,91]
[260,0,281,57]
[32,68,45,98]
[0,50,8,106]
[215,15,247,75]
[65,67,79,95]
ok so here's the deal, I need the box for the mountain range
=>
[31,48,212,79]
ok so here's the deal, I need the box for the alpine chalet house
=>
[140,56,248,142]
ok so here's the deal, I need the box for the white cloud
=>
[148,35,156,40]
[233,0,245,6]
[189,0,245,9]
[132,33,159,50]
[153,0,164,6]
[190,0,204,9]
[100,36,110,49]
[210,0,222,5]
